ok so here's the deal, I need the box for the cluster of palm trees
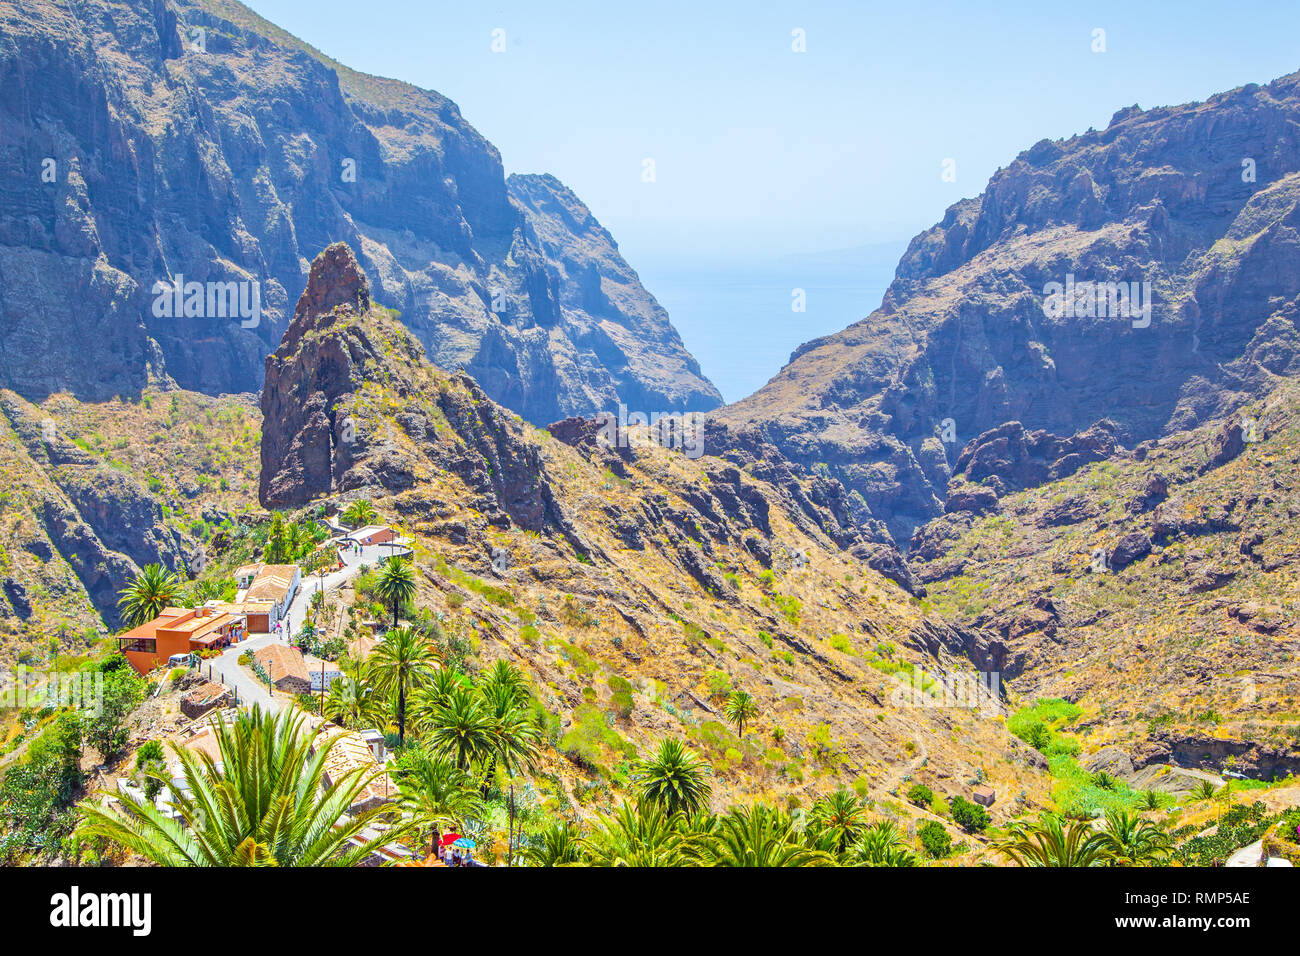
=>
[523,739,915,867]
[320,619,542,864]
[264,512,325,564]
[992,810,1173,866]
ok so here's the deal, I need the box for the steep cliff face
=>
[718,72,1300,544]
[0,0,719,421]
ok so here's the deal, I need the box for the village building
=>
[347,525,395,547]
[180,681,233,719]
[972,785,996,807]
[205,599,275,635]
[234,563,300,630]
[308,718,395,813]
[116,606,245,675]
[252,644,311,694]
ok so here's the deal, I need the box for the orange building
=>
[116,607,245,675]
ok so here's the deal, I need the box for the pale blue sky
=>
[245,0,1300,400]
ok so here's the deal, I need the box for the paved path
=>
[1225,840,1264,868]
[203,540,392,712]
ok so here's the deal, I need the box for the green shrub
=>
[949,795,990,833]
[918,820,951,858]
[907,783,935,808]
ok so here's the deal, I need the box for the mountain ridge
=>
[0,0,720,423]
[717,68,1300,545]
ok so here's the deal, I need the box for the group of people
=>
[434,841,473,867]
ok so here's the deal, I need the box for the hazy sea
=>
[635,240,908,405]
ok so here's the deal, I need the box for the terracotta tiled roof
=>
[245,564,298,603]
[253,644,309,684]
[312,722,394,810]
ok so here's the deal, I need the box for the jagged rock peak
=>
[290,242,371,330]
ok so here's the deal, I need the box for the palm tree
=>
[341,499,378,528]
[992,813,1110,867]
[853,820,917,867]
[581,801,699,867]
[481,673,541,865]
[807,787,870,857]
[426,685,495,773]
[696,804,833,867]
[1097,809,1172,866]
[374,556,417,627]
[409,666,466,727]
[523,821,584,867]
[635,738,713,818]
[370,626,437,747]
[482,659,530,708]
[323,660,383,730]
[77,707,404,865]
[392,749,483,855]
[117,564,182,628]
[723,690,758,738]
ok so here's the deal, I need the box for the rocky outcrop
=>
[0,0,719,424]
[950,420,1123,497]
[260,244,586,557]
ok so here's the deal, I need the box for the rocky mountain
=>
[909,384,1300,780]
[717,71,1300,545]
[254,241,1049,819]
[0,0,719,421]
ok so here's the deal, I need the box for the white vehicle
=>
[167,653,193,668]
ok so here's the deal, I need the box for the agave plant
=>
[77,707,405,866]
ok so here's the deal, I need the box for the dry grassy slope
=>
[286,301,1052,820]
[0,388,260,661]
[912,381,1300,777]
